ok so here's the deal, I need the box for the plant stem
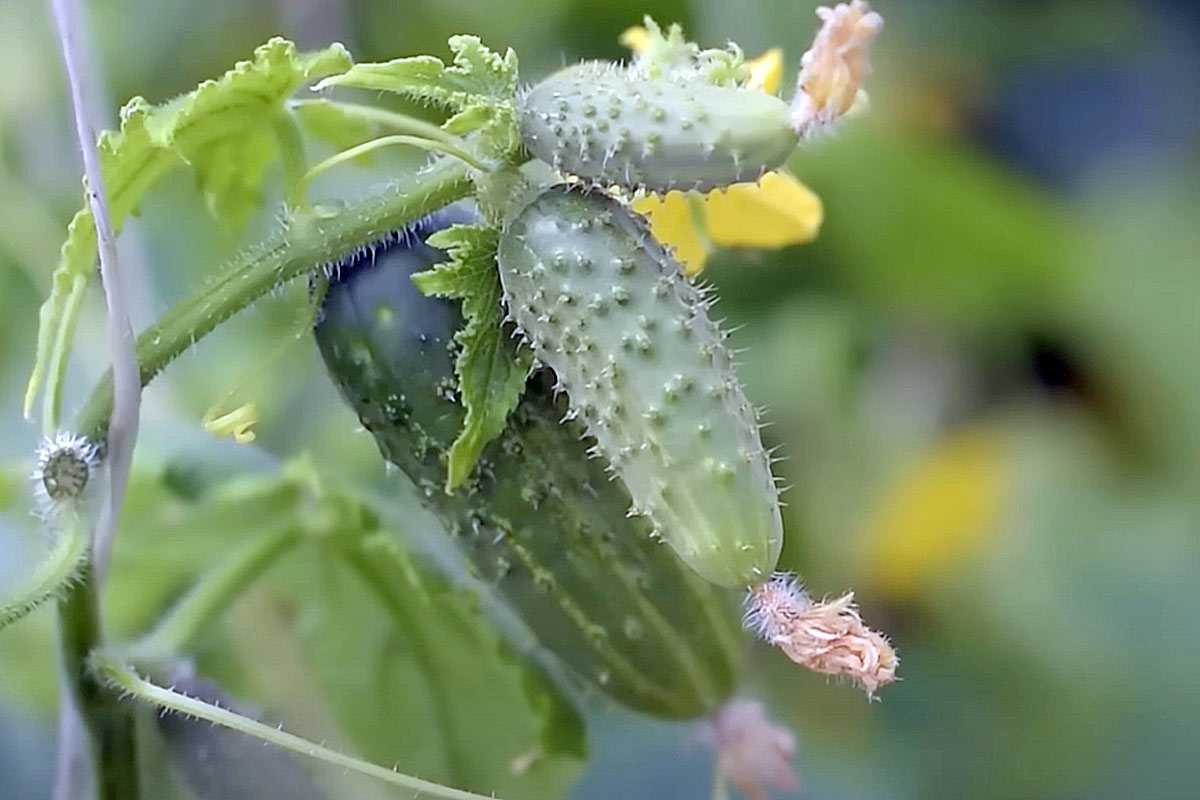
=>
[75,157,473,439]
[50,0,141,583]
[303,134,489,187]
[50,0,142,794]
[129,525,299,660]
[92,652,507,800]
[58,564,139,799]
[0,509,88,631]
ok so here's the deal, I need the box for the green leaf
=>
[291,98,382,153]
[412,225,529,489]
[316,35,517,113]
[288,530,585,799]
[26,38,353,427]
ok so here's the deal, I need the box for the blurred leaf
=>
[291,99,381,153]
[285,530,585,800]
[787,128,1076,328]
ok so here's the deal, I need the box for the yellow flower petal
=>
[633,191,711,276]
[704,172,823,250]
[746,47,784,95]
[865,427,1009,600]
[202,402,259,444]
[619,26,651,55]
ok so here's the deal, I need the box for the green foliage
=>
[412,225,530,490]
[317,36,518,114]
[291,530,585,799]
[26,38,353,429]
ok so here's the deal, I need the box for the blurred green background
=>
[1,1,1198,798]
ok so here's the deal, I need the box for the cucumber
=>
[497,187,783,588]
[518,62,798,192]
[315,209,740,719]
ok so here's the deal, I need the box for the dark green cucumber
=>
[314,209,740,719]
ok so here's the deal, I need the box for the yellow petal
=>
[202,402,259,444]
[746,47,784,95]
[703,172,823,250]
[619,26,651,55]
[865,427,1009,600]
[634,191,711,276]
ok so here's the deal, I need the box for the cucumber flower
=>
[619,18,826,275]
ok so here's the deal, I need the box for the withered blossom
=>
[745,574,898,697]
[791,1,885,136]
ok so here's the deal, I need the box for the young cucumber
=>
[518,62,798,192]
[315,209,741,719]
[497,187,784,588]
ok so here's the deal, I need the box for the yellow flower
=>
[202,401,259,444]
[619,24,823,275]
[865,427,1009,600]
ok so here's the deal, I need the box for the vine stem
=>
[91,653,505,800]
[50,0,141,584]
[75,156,473,438]
[303,133,489,188]
[49,0,142,796]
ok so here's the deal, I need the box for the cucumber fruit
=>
[518,62,798,192]
[315,208,740,719]
[497,187,784,588]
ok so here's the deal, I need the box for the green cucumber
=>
[497,187,783,588]
[518,62,798,192]
[315,209,740,719]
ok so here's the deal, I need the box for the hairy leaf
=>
[26,38,352,426]
[412,225,529,490]
[315,35,517,114]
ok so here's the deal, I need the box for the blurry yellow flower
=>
[633,174,823,275]
[620,26,822,274]
[865,427,1009,600]
[202,401,259,444]
[746,48,784,94]
[617,25,651,54]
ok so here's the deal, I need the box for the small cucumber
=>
[497,187,784,588]
[518,62,798,192]
[315,209,740,719]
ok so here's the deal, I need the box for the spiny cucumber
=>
[497,187,783,588]
[518,62,798,192]
[315,209,740,719]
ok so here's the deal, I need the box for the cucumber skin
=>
[315,211,740,719]
[497,187,784,588]
[518,62,798,192]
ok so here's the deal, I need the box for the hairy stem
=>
[0,511,89,631]
[129,526,299,660]
[76,157,472,439]
[92,653,506,800]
